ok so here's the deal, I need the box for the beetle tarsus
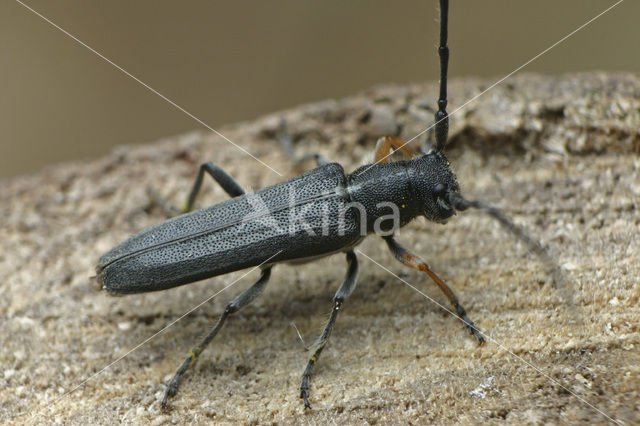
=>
[161,377,179,409]
[300,368,313,409]
[456,303,485,344]
[161,347,198,409]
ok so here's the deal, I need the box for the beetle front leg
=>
[383,235,485,344]
[300,251,358,409]
[373,136,419,163]
[150,161,246,217]
[161,266,271,409]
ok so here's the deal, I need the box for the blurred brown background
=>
[1,0,638,178]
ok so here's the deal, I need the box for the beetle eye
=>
[434,183,446,198]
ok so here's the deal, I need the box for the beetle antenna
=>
[434,0,450,152]
[448,192,564,286]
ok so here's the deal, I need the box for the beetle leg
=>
[279,119,330,167]
[182,162,245,210]
[300,251,358,409]
[161,266,271,409]
[383,235,485,344]
[149,161,245,217]
[373,136,418,163]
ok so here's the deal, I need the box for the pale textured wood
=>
[1,72,639,424]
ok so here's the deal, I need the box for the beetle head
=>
[410,152,461,224]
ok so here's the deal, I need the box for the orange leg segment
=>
[383,236,485,344]
[374,136,418,163]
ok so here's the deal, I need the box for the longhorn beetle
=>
[97,0,559,409]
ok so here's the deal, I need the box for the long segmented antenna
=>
[434,0,450,152]
[435,1,561,285]
[448,192,564,286]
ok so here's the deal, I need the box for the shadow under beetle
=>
[96,0,559,409]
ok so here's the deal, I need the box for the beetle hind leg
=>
[161,266,271,409]
[150,161,246,217]
[299,251,358,409]
[383,235,485,344]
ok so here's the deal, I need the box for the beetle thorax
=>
[347,161,422,235]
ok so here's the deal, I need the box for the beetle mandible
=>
[96,0,558,409]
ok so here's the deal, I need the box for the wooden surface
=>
[1,72,639,424]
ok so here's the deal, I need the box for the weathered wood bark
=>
[1,72,639,424]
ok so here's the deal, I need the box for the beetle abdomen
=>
[98,163,361,294]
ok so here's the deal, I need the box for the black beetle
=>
[97,0,557,409]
